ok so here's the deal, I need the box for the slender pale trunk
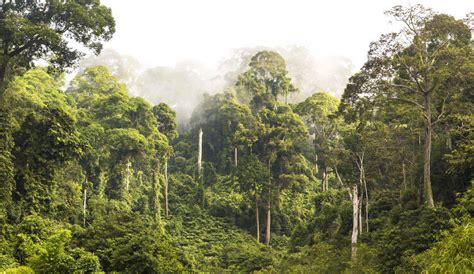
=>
[234,147,238,166]
[324,167,328,191]
[164,161,169,217]
[335,166,352,200]
[358,192,363,236]
[322,168,326,192]
[255,196,260,243]
[362,166,369,233]
[265,199,271,245]
[83,187,87,227]
[198,128,203,175]
[351,184,359,262]
[423,95,434,208]
[198,128,205,207]
[125,160,132,192]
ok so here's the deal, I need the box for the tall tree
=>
[0,0,115,90]
[236,50,298,111]
[294,92,340,191]
[153,103,178,217]
[340,5,473,207]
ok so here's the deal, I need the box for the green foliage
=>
[28,229,100,273]
[413,219,474,272]
[1,266,34,274]
[280,233,350,273]
[153,103,179,140]
[371,207,452,272]
[167,206,274,272]
[236,50,298,110]
[0,4,472,273]
[77,210,181,272]
[110,230,183,273]
[0,0,115,86]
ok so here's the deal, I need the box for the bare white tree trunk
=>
[198,128,203,175]
[351,184,359,262]
[164,160,169,217]
[198,128,205,207]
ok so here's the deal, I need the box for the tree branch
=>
[431,94,449,125]
[388,97,423,109]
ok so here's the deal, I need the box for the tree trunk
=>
[351,184,359,262]
[234,147,238,166]
[83,187,87,227]
[362,166,369,233]
[423,95,435,208]
[402,162,407,190]
[359,192,363,236]
[198,128,203,175]
[265,199,271,245]
[321,168,326,192]
[445,126,452,150]
[324,167,328,191]
[164,161,169,217]
[0,57,8,94]
[124,160,132,192]
[198,128,205,207]
[255,196,260,243]
[154,171,162,223]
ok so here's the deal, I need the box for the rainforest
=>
[0,1,473,273]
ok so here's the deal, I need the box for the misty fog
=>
[77,47,354,126]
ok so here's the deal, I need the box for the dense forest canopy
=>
[0,1,473,273]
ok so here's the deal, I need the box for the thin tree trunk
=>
[164,160,169,217]
[0,54,8,94]
[83,187,87,227]
[351,184,359,262]
[124,160,132,192]
[255,195,260,243]
[362,166,369,233]
[445,126,452,150]
[198,128,205,207]
[324,167,328,191]
[154,171,162,223]
[321,168,327,192]
[402,162,407,190]
[198,128,203,175]
[265,198,271,245]
[234,147,238,166]
[423,96,435,208]
[322,172,326,192]
[359,191,363,236]
[335,166,352,200]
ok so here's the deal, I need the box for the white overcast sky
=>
[100,0,472,69]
